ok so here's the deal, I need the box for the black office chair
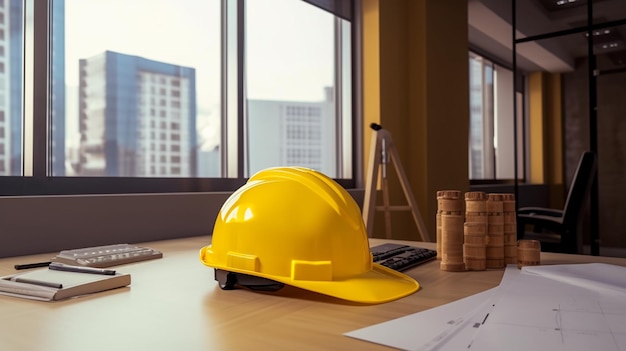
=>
[517,151,597,254]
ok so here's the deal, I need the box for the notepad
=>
[0,268,131,301]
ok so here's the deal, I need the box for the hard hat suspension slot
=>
[215,269,284,292]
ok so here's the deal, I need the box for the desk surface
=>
[2,237,626,351]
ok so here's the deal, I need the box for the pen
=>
[48,262,116,275]
[12,277,63,289]
[14,261,52,270]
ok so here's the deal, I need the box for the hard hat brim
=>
[201,245,420,304]
[274,263,420,304]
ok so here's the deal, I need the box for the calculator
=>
[53,243,163,268]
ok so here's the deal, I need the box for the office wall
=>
[362,0,469,241]
[0,189,365,258]
[0,193,224,257]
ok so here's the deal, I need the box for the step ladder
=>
[362,123,430,241]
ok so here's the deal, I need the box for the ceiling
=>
[469,0,626,73]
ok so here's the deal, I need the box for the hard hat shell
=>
[199,167,419,304]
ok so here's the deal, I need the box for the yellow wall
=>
[528,72,564,207]
[362,0,469,241]
[528,72,546,184]
[362,0,381,156]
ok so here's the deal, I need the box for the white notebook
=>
[0,268,131,301]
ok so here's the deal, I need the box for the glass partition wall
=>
[514,0,626,256]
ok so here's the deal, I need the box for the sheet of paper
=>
[345,288,497,351]
[467,264,626,351]
[522,263,626,296]
[346,263,626,351]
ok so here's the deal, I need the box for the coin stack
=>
[486,193,505,268]
[436,191,461,259]
[437,190,465,272]
[517,239,541,268]
[463,192,488,271]
[502,193,517,265]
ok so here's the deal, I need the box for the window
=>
[245,0,351,178]
[0,0,355,195]
[469,52,523,181]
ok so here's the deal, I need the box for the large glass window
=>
[0,0,355,195]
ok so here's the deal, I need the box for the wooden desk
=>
[1,237,626,351]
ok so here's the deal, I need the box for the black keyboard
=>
[371,243,437,271]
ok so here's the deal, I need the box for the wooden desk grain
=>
[1,237,625,351]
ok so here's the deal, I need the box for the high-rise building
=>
[247,89,335,176]
[77,51,197,177]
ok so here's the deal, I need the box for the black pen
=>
[14,261,52,270]
[48,262,116,275]
[12,277,63,289]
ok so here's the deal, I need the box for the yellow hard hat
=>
[199,167,419,304]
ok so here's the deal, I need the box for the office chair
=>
[517,151,597,254]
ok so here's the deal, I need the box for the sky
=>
[62,0,337,150]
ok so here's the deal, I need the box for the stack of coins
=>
[486,193,505,268]
[436,191,462,258]
[502,193,517,265]
[437,190,465,271]
[517,239,541,268]
[463,192,488,271]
